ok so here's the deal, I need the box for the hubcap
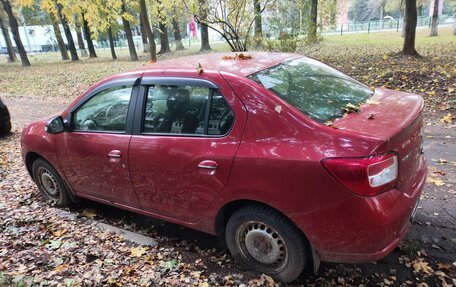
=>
[237,221,288,269]
[38,168,60,200]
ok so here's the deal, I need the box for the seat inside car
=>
[155,89,198,134]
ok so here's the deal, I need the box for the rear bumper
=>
[291,155,427,263]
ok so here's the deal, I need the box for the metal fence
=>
[323,14,454,35]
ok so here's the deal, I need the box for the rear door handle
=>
[108,150,122,158]
[198,160,218,169]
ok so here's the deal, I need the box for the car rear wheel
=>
[226,205,308,283]
[32,158,72,207]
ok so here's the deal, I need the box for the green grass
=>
[323,26,455,47]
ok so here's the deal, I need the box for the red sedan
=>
[21,52,426,282]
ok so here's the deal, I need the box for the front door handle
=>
[198,160,218,169]
[108,150,122,158]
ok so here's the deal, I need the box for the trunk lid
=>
[333,88,424,193]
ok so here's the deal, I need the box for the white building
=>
[0,24,79,53]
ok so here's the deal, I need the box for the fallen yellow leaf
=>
[440,113,454,124]
[52,228,68,238]
[412,258,434,274]
[427,176,444,186]
[54,263,68,272]
[437,262,453,270]
[82,210,97,219]
[130,246,148,258]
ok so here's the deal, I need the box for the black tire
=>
[0,121,11,134]
[32,158,72,207]
[226,205,308,283]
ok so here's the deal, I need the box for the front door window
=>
[74,85,132,132]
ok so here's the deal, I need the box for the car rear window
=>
[249,57,373,123]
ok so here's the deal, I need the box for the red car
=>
[21,52,426,282]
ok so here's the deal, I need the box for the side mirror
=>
[45,116,64,134]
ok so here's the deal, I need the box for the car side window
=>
[73,85,132,132]
[208,91,234,135]
[144,85,210,135]
[143,85,234,136]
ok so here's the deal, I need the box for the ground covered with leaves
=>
[0,29,455,286]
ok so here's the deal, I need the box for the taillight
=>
[322,153,398,197]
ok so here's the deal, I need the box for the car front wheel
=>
[225,205,308,283]
[32,158,72,207]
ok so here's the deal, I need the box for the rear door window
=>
[143,85,234,136]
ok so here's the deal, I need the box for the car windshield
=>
[249,57,373,123]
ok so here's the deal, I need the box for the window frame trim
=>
[134,77,235,138]
[66,78,141,134]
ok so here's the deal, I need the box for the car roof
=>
[137,52,302,77]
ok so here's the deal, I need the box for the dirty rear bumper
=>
[291,155,427,263]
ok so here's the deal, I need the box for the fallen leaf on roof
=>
[236,53,252,60]
[343,103,360,113]
[197,63,204,75]
[366,99,381,105]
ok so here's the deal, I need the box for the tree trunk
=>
[0,15,16,62]
[75,22,88,57]
[402,0,418,55]
[140,13,150,53]
[82,13,97,58]
[173,18,184,50]
[139,0,156,62]
[158,22,171,54]
[308,0,318,43]
[49,11,69,60]
[1,0,30,66]
[453,13,456,35]
[198,0,211,51]
[253,0,262,47]
[379,2,384,29]
[56,2,79,61]
[121,0,138,61]
[107,26,117,60]
[417,5,423,16]
[430,0,439,36]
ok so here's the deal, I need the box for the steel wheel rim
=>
[236,221,288,271]
[37,167,60,200]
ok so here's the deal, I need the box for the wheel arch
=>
[24,151,42,178]
[24,152,80,203]
[214,199,307,241]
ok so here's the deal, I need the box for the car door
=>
[128,77,247,223]
[56,79,140,208]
